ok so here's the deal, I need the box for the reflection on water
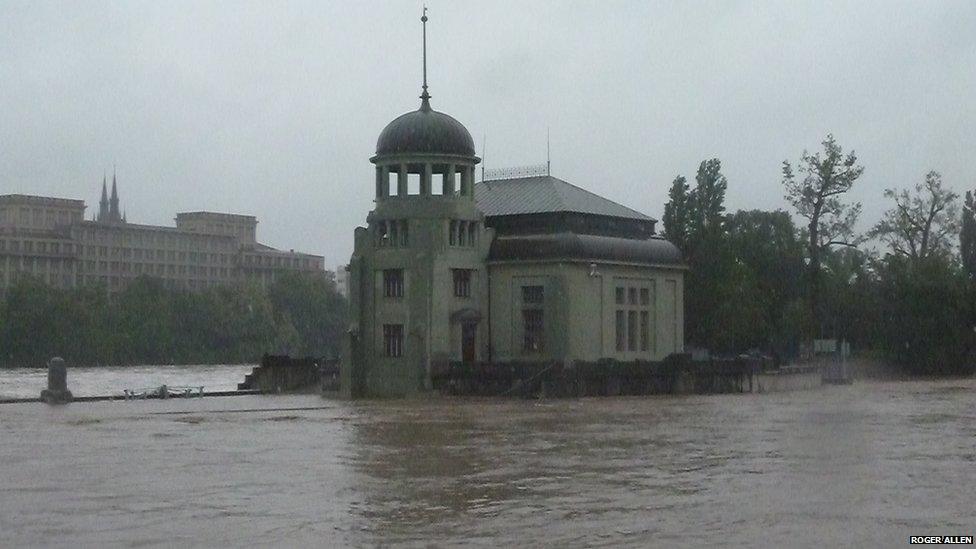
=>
[0,375,973,547]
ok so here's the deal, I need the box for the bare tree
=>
[782,134,864,329]
[872,171,959,262]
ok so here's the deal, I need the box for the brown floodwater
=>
[0,376,973,547]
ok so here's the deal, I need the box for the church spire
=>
[98,174,109,222]
[109,169,121,223]
[419,6,431,111]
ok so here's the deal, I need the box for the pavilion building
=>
[342,13,685,397]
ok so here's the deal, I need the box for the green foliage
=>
[662,175,690,251]
[0,273,347,367]
[267,271,346,358]
[873,256,975,375]
[961,190,976,280]
[657,148,973,375]
[690,159,727,237]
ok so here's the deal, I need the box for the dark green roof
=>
[474,176,654,221]
[489,232,682,266]
[374,100,476,158]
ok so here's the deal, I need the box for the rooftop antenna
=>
[420,6,431,109]
[546,127,551,176]
[481,133,487,183]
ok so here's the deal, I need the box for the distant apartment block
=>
[0,176,324,293]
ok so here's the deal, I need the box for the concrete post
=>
[446,163,455,195]
[40,357,73,404]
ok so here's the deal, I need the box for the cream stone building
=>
[342,14,685,397]
[0,177,324,293]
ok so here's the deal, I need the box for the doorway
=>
[461,322,477,363]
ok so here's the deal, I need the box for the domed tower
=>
[343,10,488,398]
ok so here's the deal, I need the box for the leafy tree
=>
[961,190,976,280]
[871,171,959,263]
[664,159,735,352]
[662,175,690,251]
[0,273,348,368]
[689,159,727,237]
[874,255,975,375]
[268,271,346,358]
[725,209,807,356]
[782,134,864,331]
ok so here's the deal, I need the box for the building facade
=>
[0,178,324,293]
[343,29,685,397]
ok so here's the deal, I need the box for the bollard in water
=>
[40,357,73,405]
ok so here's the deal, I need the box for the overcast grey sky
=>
[2,1,974,267]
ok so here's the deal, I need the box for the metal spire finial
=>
[420,6,431,109]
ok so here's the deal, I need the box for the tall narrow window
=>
[615,282,653,356]
[449,220,458,246]
[450,172,460,196]
[399,221,409,247]
[522,309,544,352]
[453,269,472,298]
[383,324,404,357]
[407,173,421,195]
[522,285,544,353]
[432,172,445,195]
[640,311,650,352]
[458,221,467,246]
[388,172,399,196]
[628,311,638,351]
[467,222,476,247]
[615,310,626,352]
[383,269,403,298]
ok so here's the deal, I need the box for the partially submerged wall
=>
[238,355,321,393]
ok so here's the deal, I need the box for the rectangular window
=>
[383,324,404,357]
[522,285,544,304]
[521,284,545,353]
[383,269,404,298]
[458,221,466,246]
[399,221,409,246]
[388,172,399,196]
[522,309,544,352]
[640,288,650,305]
[615,287,625,304]
[432,172,445,195]
[616,310,626,352]
[640,311,650,352]
[453,269,472,298]
[467,222,476,246]
[407,173,421,195]
[628,287,638,305]
[628,311,637,351]
[449,220,457,246]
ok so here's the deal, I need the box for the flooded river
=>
[0,369,973,547]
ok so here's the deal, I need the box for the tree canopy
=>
[0,273,347,368]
